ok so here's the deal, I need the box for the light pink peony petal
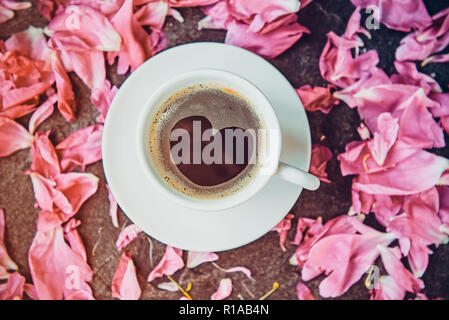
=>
[186,251,219,268]
[353,150,449,195]
[64,219,87,262]
[0,272,25,300]
[135,0,169,30]
[370,275,406,300]
[0,116,34,157]
[28,94,57,134]
[166,0,219,7]
[157,281,178,292]
[310,145,333,183]
[304,228,395,298]
[30,131,60,178]
[90,79,118,123]
[28,224,93,300]
[296,85,340,114]
[0,209,18,280]
[296,282,315,300]
[391,61,441,94]
[48,34,106,90]
[357,123,371,140]
[395,7,449,62]
[56,124,103,172]
[5,26,52,63]
[147,246,184,282]
[225,14,309,59]
[112,252,141,300]
[109,0,156,74]
[106,184,119,228]
[199,1,232,30]
[367,113,399,166]
[291,217,322,246]
[50,51,76,122]
[0,4,14,24]
[271,213,294,251]
[211,278,232,300]
[116,224,142,251]
[47,5,121,52]
[226,0,300,33]
[377,245,424,294]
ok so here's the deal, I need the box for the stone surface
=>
[1,0,449,300]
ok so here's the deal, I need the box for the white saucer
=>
[102,43,311,252]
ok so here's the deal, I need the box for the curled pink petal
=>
[28,94,57,134]
[56,124,103,172]
[186,251,219,268]
[296,282,315,300]
[199,1,232,30]
[225,14,309,59]
[367,113,399,166]
[90,80,118,123]
[106,184,119,228]
[296,85,339,114]
[377,245,424,294]
[28,224,93,300]
[0,116,34,157]
[112,252,141,300]
[0,209,18,280]
[147,246,184,282]
[291,217,322,246]
[0,272,25,300]
[31,131,60,178]
[116,224,142,251]
[51,51,76,122]
[370,276,406,300]
[135,0,169,30]
[310,145,333,183]
[391,61,441,94]
[272,213,294,251]
[211,278,232,300]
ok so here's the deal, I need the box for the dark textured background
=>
[1,0,449,300]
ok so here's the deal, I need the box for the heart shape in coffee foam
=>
[170,116,255,186]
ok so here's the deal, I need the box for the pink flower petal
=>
[296,282,315,300]
[28,94,56,134]
[147,246,184,282]
[112,252,141,300]
[291,217,322,246]
[0,272,25,300]
[135,0,169,30]
[50,51,76,122]
[28,224,93,300]
[0,208,18,280]
[0,116,34,157]
[391,61,441,94]
[367,113,399,166]
[353,150,449,195]
[377,245,424,294]
[116,224,142,251]
[31,131,60,178]
[310,144,333,183]
[0,4,14,24]
[186,251,219,268]
[370,276,406,300]
[225,14,309,59]
[56,124,103,172]
[108,0,157,74]
[211,278,232,300]
[5,26,52,63]
[90,79,118,123]
[272,213,294,251]
[296,85,340,114]
[157,281,179,292]
[305,230,395,298]
[106,184,119,228]
[166,0,219,7]
[64,219,87,262]
[199,1,232,30]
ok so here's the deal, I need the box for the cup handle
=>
[275,161,320,191]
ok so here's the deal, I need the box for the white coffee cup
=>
[136,69,319,211]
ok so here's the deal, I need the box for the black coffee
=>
[149,83,265,199]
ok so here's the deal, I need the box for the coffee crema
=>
[148,83,266,199]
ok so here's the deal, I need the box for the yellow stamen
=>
[185,282,192,292]
[167,275,192,300]
[421,56,433,67]
[259,282,279,300]
[362,154,371,172]
[364,265,375,289]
